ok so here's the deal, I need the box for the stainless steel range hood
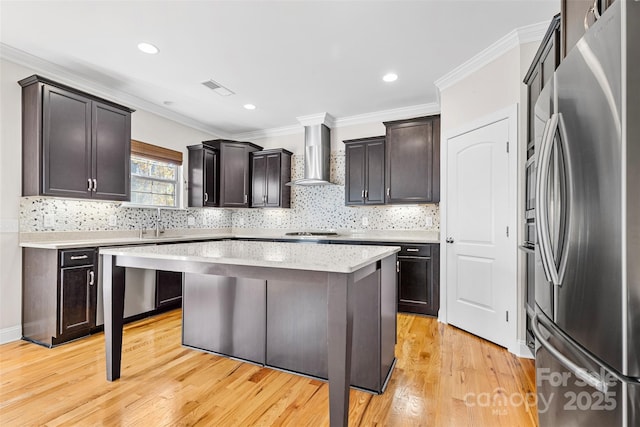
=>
[286,123,335,186]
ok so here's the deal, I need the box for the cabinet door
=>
[251,154,266,207]
[220,143,249,207]
[59,265,95,336]
[92,102,131,201]
[345,144,365,205]
[365,141,385,205]
[156,270,183,309]
[265,153,282,207]
[42,85,92,198]
[204,149,218,206]
[397,247,439,316]
[385,118,438,204]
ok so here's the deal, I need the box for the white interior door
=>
[445,117,514,348]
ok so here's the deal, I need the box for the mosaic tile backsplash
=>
[20,151,440,233]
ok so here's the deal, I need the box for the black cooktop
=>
[284,231,339,237]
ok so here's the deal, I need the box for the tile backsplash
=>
[20,151,439,233]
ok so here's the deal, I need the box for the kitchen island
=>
[100,240,399,427]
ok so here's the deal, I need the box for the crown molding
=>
[434,20,550,92]
[0,43,230,139]
[233,103,440,140]
[296,112,336,128]
[234,124,304,141]
[334,103,440,128]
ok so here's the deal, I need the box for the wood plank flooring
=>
[0,310,537,426]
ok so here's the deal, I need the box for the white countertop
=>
[100,240,400,274]
[19,228,439,249]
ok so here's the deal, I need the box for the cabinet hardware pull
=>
[87,179,92,191]
[70,255,88,260]
[244,194,248,204]
[263,195,266,203]
[204,192,208,202]
[406,248,419,252]
[387,188,390,197]
[92,179,97,192]
[396,260,400,273]
[88,270,95,286]
[364,190,368,199]
[361,190,365,198]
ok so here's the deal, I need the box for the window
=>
[129,140,183,208]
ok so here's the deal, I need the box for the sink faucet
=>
[155,208,164,237]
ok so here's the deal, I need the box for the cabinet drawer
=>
[399,244,431,257]
[60,248,95,267]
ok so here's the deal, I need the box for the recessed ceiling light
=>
[137,42,159,54]
[163,101,174,106]
[383,73,398,82]
[244,104,257,110]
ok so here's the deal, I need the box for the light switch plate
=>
[187,216,196,226]
[108,215,117,227]
[425,216,433,227]
[43,214,55,228]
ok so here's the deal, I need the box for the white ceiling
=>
[0,0,558,137]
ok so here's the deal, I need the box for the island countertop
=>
[100,240,400,274]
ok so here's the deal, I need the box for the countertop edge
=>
[100,243,401,274]
[20,230,439,249]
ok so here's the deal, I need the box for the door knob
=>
[446,237,455,243]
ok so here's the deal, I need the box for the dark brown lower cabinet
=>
[60,263,96,336]
[23,247,97,347]
[156,270,183,309]
[325,240,440,317]
[397,244,440,316]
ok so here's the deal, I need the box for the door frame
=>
[439,104,521,355]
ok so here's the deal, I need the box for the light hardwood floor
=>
[0,310,537,426]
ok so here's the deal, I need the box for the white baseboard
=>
[0,325,22,344]
[513,340,534,359]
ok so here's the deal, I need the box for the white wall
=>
[0,58,218,342]
[438,41,540,351]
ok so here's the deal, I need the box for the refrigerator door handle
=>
[535,113,561,285]
[554,113,571,286]
[531,313,609,393]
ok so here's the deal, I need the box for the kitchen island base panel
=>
[182,260,395,393]
[182,274,266,365]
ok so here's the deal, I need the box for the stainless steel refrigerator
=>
[532,0,639,425]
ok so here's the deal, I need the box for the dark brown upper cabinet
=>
[19,75,133,201]
[343,136,385,206]
[187,144,218,207]
[561,0,614,59]
[524,14,561,160]
[251,149,292,208]
[187,140,262,208]
[383,115,440,204]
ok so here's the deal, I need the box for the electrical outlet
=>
[425,216,433,227]
[187,216,196,226]
[43,214,55,228]
[238,217,245,227]
[108,215,117,227]
[361,216,369,227]
[276,216,283,226]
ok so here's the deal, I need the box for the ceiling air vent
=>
[201,79,235,97]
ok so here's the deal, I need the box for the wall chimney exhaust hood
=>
[286,113,336,186]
